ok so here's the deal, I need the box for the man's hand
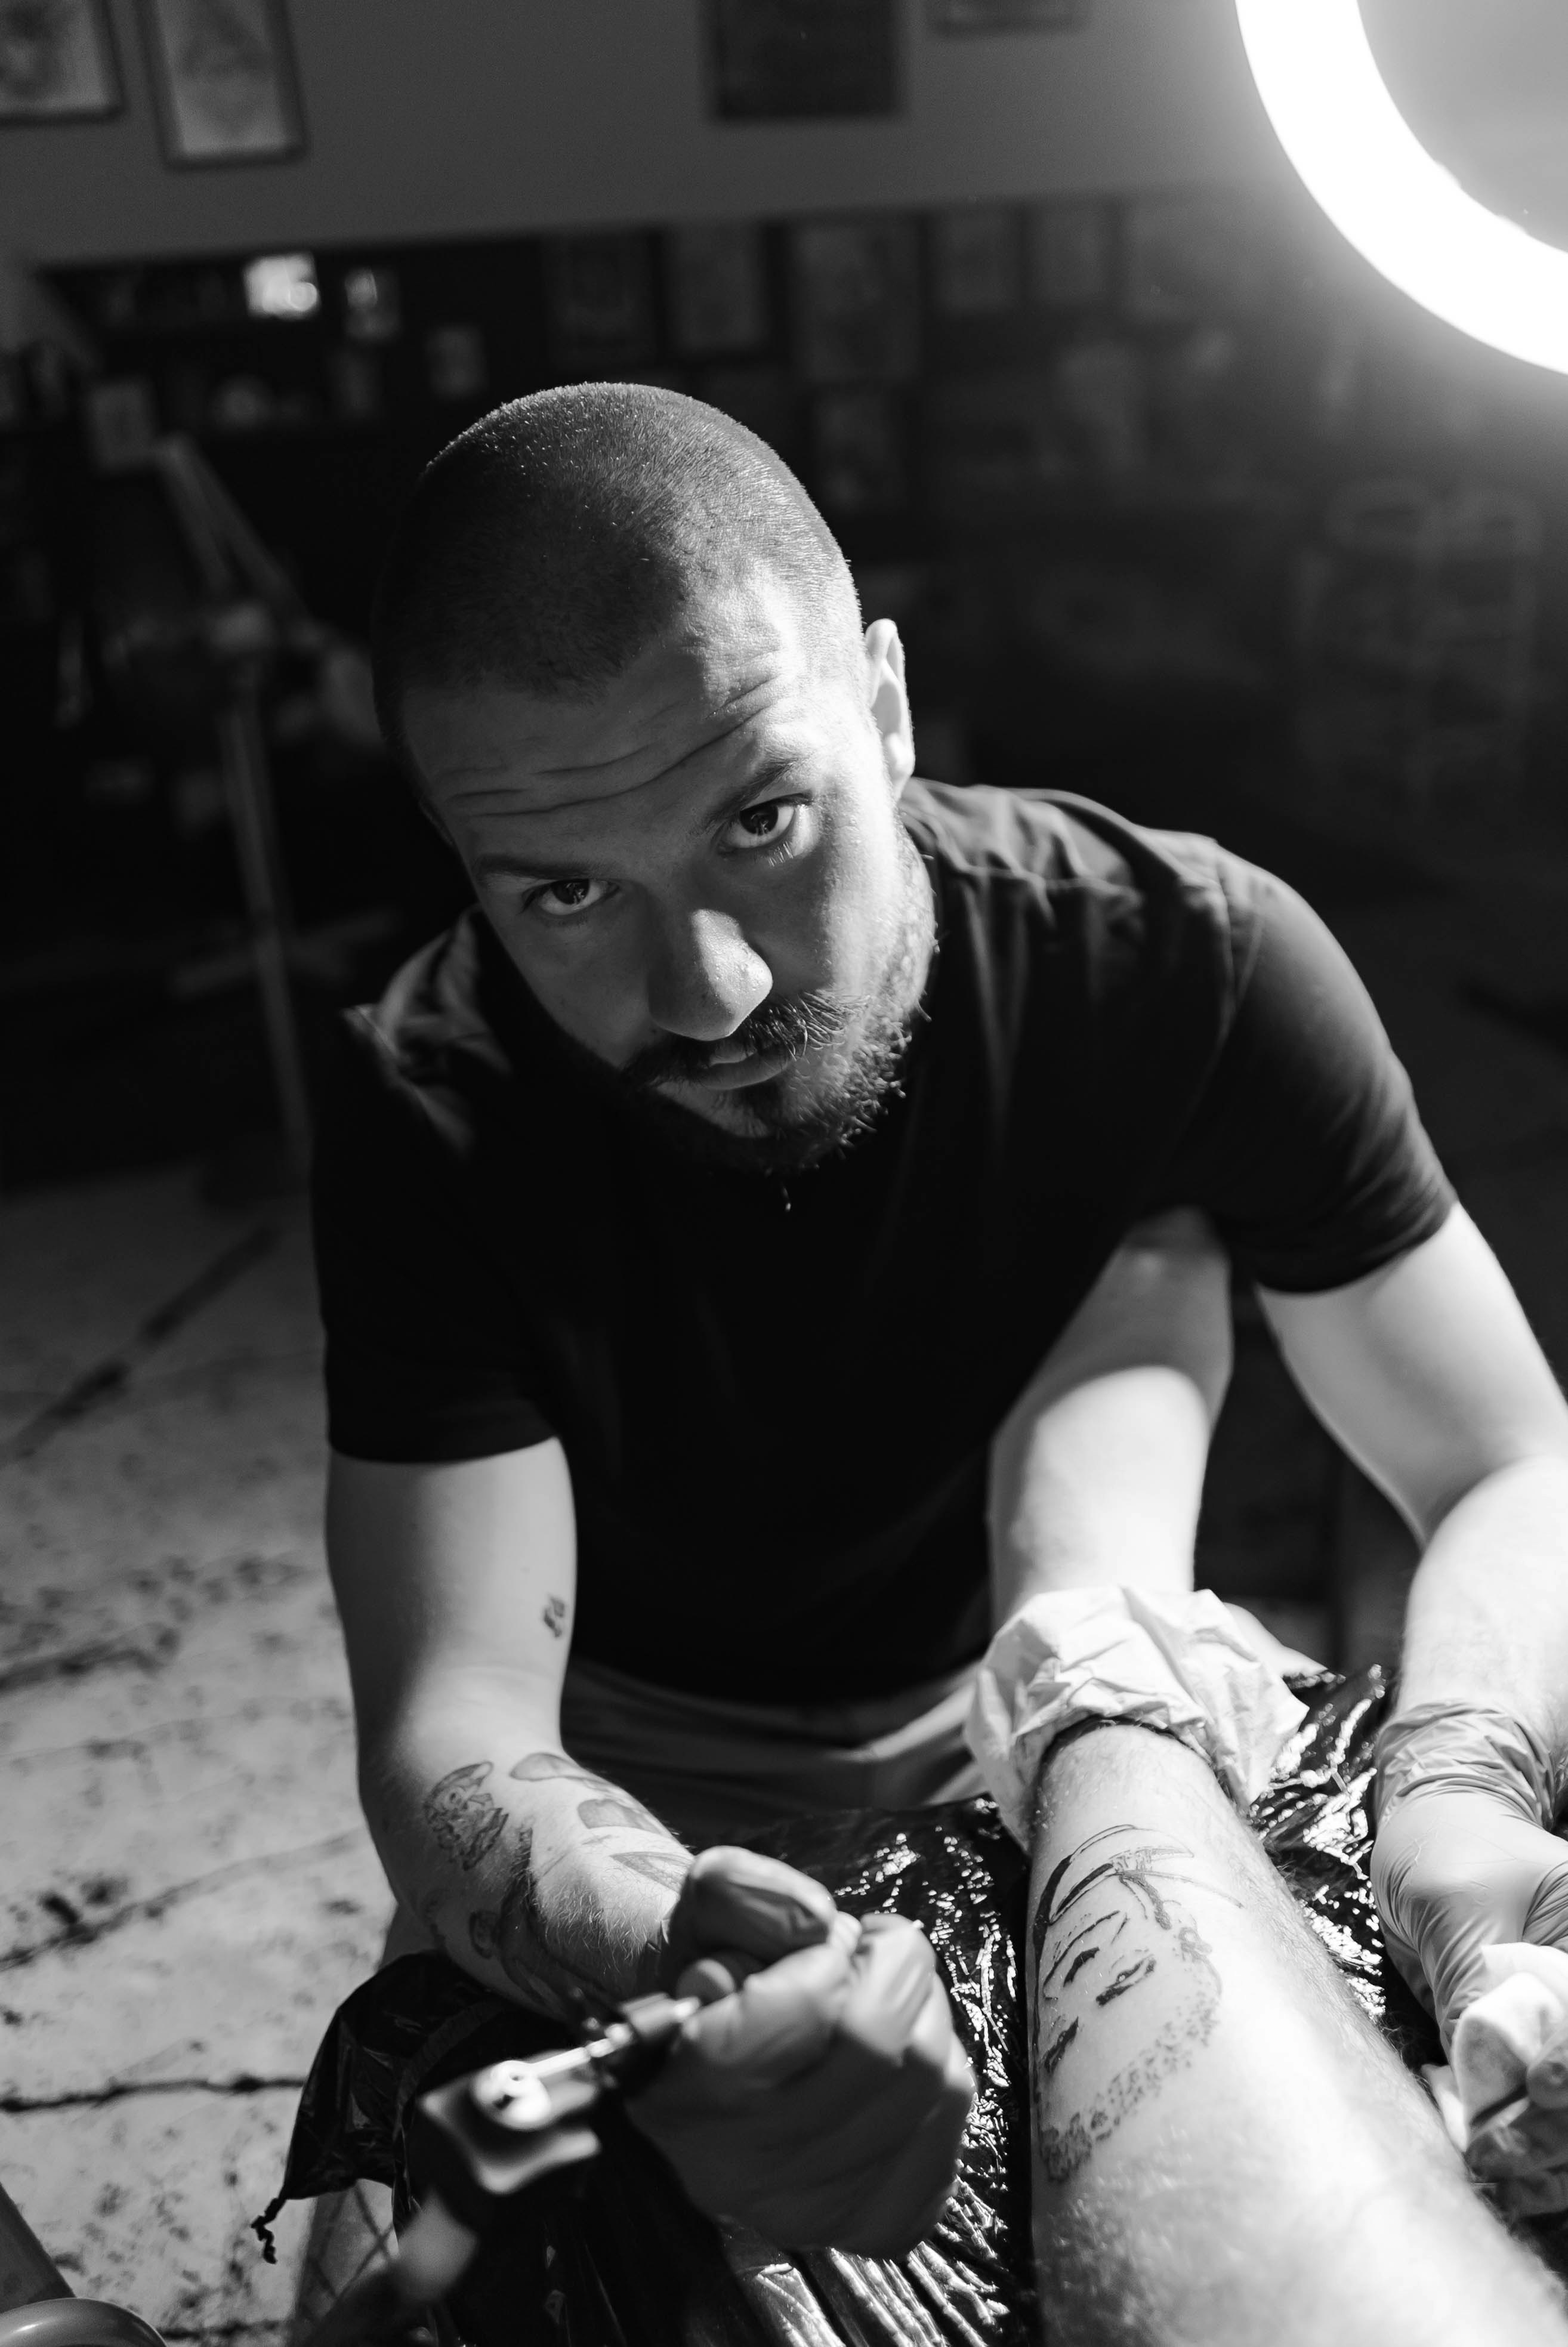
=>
[653,1844,842,1994]
[1373,1788,1568,2206]
[632,1866,974,2255]
[1373,1791,1568,2042]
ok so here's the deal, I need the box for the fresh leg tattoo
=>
[1025,1724,1568,2347]
[1030,1824,1240,2184]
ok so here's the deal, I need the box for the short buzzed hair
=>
[371,382,863,774]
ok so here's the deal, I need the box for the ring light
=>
[1234,0,1568,373]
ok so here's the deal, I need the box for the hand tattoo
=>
[542,1595,568,1639]
[421,1759,684,2011]
[476,1755,688,2010]
[1030,1826,1237,2185]
[424,1761,508,1871]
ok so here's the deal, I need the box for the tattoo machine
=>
[300,1991,700,2347]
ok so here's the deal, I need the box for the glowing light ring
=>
[1234,0,1568,374]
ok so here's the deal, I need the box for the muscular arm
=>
[987,1208,1233,1623]
[1028,1724,1568,2346]
[1259,1205,1568,1750]
[327,1442,691,2019]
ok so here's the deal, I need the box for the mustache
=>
[621,991,851,1091]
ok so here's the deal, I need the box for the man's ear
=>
[863,618,915,796]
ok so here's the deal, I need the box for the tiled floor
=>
[0,1172,390,2343]
[7,804,1568,2343]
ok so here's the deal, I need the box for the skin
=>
[1029,1815,1237,2185]
[1028,1724,1568,2346]
[401,568,934,1156]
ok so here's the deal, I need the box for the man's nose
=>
[644,906,771,1041]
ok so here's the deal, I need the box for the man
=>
[316,384,1568,2301]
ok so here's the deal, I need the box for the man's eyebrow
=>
[470,759,805,887]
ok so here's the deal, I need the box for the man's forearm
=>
[987,1211,1231,1621]
[1397,1454,1568,1758]
[1027,1724,1568,2346]
[361,1681,691,2019]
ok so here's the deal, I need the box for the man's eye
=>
[529,876,611,919]
[726,800,797,852]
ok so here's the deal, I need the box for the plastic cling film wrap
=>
[264,1671,1568,2340]
[966,1586,1307,1843]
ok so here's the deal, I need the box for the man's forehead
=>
[407,576,846,821]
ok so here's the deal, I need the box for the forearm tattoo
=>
[1030,1825,1240,2186]
[509,1750,671,1839]
[422,1749,690,2011]
[423,1761,508,1870]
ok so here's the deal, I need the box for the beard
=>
[533,826,936,1178]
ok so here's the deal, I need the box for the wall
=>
[2,0,1284,267]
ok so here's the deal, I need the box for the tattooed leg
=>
[1029,1823,1240,2187]
[1025,1724,1568,2347]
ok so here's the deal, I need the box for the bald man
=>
[316,385,1568,2308]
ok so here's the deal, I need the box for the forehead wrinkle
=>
[447,759,687,822]
[468,753,805,884]
[525,702,766,810]
[437,662,794,822]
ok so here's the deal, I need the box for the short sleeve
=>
[310,1014,555,1463]
[1153,861,1455,1292]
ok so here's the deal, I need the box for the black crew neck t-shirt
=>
[312,783,1452,1704]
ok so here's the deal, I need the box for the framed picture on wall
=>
[1027,197,1112,307]
[545,233,656,369]
[792,217,919,385]
[139,0,304,166]
[705,0,898,122]
[0,0,122,123]
[665,223,770,359]
[811,387,908,515]
[930,206,1022,319]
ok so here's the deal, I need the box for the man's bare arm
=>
[1029,1724,1568,2346]
[988,1208,1232,1622]
[1259,1204,1568,1747]
[327,1443,691,2018]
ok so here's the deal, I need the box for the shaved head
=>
[372,382,863,780]
[371,380,933,1176]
